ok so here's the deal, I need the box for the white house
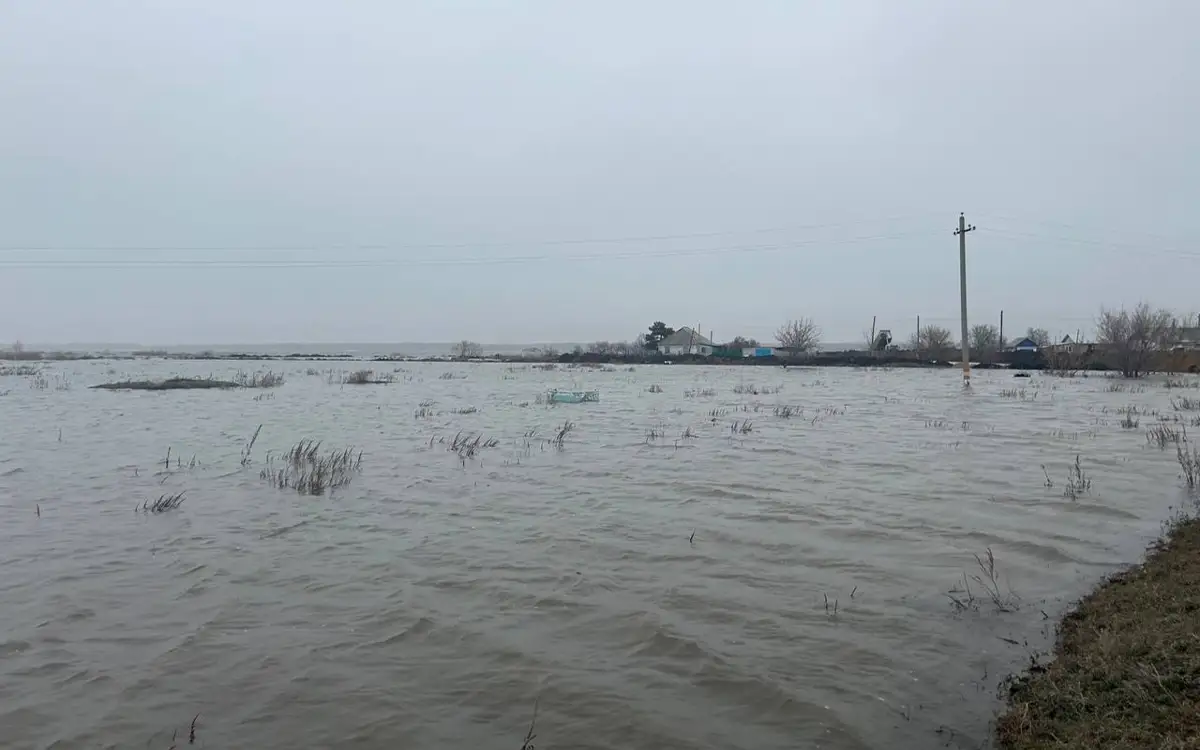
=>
[658,327,714,356]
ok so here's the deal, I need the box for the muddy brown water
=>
[1,362,1195,749]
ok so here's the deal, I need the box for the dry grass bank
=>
[996,516,1200,749]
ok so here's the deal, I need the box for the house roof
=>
[659,327,713,348]
[1013,337,1039,349]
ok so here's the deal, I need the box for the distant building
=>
[1012,337,1039,352]
[743,346,777,358]
[657,327,714,356]
[1174,327,1200,351]
[1044,335,1099,358]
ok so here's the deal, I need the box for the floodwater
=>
[1,361,1196,749]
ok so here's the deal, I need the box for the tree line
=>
[448,304,1195,375]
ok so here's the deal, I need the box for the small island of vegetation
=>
[92,377,242,391]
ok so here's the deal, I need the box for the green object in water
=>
[548,390,599,404]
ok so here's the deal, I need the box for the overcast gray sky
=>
[2,1,1197,346]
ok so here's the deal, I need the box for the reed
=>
[647,384,664,393]
[551,420,574,449]
[946,547,1019,613]
[733,384,782,395]
[447,432,501,461]
[1179,443,1200,489]
[1171,396,1200,411]
[1000,387,1040,400]
[1164,377,1200,389]
[139,492,186,513]
[1062,455,1092,501]
[0,364,39,376]
[1146,423,1185,449]
[344,369,393,385]
[232,369,285,388]
[240,424,262,466]
[261,440,363,494]
[519,700,538,750]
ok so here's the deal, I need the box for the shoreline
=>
[9,349,1196,372]
[995,514,1200,748]
[0,349,1025,369]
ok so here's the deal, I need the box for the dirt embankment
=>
[996,517,1200,749]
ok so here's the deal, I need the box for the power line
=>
[976,213,1200,246]
[0,212,941,254]
[979,228,1200,261]
[974,228,1200,262]
[0,230,934,268]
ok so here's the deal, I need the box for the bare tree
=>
[969,324,1001,354]
[775,317,821,354]
[1025,327,1051,348]
[452,340,483,359]
[907,325,955,355]
[1095,303,1177,377]
[12,340,24,354]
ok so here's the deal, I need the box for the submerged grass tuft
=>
[1172,395,1200,411]
[343,369,393,385]
[1147,423,1186,449]
[232,369,285,388]
[139,492,185,513]
[945,546,1020,613]
[1179,444,1200,489]
[1062,455,1092,501]
[441,432,501,462]
[261,440,363,494]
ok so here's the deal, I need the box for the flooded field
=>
[1,361,1197,749]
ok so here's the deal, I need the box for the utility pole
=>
[916,315,921,355]
[999,310,1004,348]
[955,213,976,386]
[870,315,877,354]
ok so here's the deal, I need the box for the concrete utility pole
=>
[955,213,976,386]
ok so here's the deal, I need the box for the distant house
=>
[1044,335,1095,356]
[1012,337,1039,352]
[1174,327,1200,351]
[658,327,714,356]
